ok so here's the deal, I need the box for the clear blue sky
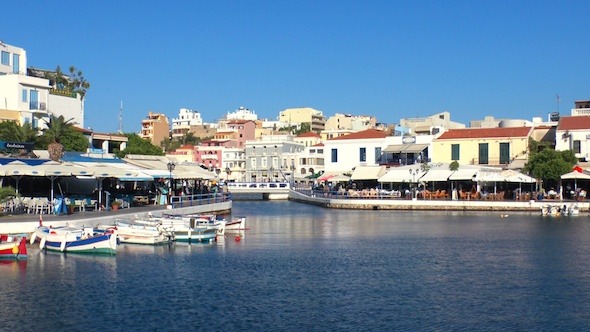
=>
[3,1,589,133]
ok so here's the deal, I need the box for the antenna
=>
[556,94,560,113]
[118,101,123,134]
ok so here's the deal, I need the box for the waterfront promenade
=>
[0,195,232,234]
[290,188,590,212]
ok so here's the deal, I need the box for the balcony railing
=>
[49,88,77,98]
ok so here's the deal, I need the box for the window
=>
[499,143,510,164]
[22,89,28,102]
[331,148,338,163]
[250,157,256,168]
[1,51,9,65]
[12,54,19,74]
[574,140,581,154]
[375,147,381,163]
[478,143,489,165]
[359,147,366,162]
[451,144,460,161]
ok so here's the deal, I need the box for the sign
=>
[402,136,416,144]
[0,140,34,151]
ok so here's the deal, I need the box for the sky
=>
[3,1,589,133]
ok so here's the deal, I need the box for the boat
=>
[35,226,117,255]
[136,216,218,244]
[30,225,83,244]
[541,203,580,217]
[162,213,226,236]
[99,220,173,245]
[0,235,27,260]
[224,216,247,232]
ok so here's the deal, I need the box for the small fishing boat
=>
[225,216,247,232]
[0,235,27,260]
[36,226,117,255]
[99,220,173,245]
[136,217,218,244]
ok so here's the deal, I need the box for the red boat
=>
[0,235,28,260]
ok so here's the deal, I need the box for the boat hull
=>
[225,217,247,232]
[0,237,27,260]
[45,233,117,255]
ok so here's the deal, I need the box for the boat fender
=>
[235,235,241,242]
[12,246,19,254]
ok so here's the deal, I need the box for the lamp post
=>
[409,168,419,200]
[225,166,231,182]
[167,161,175,204]
[290,161,295,187]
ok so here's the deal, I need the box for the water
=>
[3,201,590,331]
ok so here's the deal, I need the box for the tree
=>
[0,121,39,146]
[115,133,164,158]
[68,66,91,101]
[41,114,76,161]
[449,161,460,171]
[524,148,577,185]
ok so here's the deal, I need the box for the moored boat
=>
[0,235,27,260]
[100,220,173,245]
[225,216,247,232]
[37,227,117,255]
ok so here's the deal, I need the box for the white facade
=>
[222,147,246,181]
[171,108,203,138]
[227,106,258,121]
[0,41,84,129]
[323,137,386,173]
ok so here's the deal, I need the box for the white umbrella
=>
[86,163,138,208]
[0,161,44,194]
[561,170,590,191]
[35,161,95,203]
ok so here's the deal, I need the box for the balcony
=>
[49,88,77,98]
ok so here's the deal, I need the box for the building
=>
[400,111,465,135]
[226,119,256,148]
[140,112,169,147]
[171,108,203,139]
[571,100,590,117]
[294,131,322,148]
[227,106,258,121]
[432,127,533,167]
[555,115,590,162]
[324,113,377,131]
[244,135,304,182]
[297,143,325,178]
[166,144,195,163]
[278,107,325,132]
[0,41,85,129]
[323,129,389,173]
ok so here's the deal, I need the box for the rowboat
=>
[161,213,226,236]
[136,216,218,243]
[99,220,173,245]
[0,235,27,260]
[35,226,117,255]
[225,216,247,232]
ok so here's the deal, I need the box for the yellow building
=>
[140,112,169,147]
[279,107,325,132]
[432,127,532,167]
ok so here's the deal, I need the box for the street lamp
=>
[290,160,295,187]
[167,161,176,204]
[409,168,419,199]
[225,166,231,182]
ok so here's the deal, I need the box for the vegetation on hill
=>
[114,133,164,158]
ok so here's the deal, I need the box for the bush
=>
[0,186,16,203]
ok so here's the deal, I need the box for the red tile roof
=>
[312,143,324,147]
[437,127,532,139]
[329,129,388,140]
[297,131,320,138]
[557,116,590,130]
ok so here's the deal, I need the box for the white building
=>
[227,106,258,121]
[0,41,85,129]
[171,108,203,139]
[322,129,389,173]
[244,135,304,182]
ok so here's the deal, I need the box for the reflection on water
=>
[3,202,590,330]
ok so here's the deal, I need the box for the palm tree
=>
[42,114,75,161]
[14,122,39,144]
[68,66,90,101]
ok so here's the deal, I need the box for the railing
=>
[169,192,231,209]
[227,182,291,193]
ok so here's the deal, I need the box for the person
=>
[548,188,557,199]
[579,189,587,201]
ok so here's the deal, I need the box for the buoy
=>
[235,235,241,242]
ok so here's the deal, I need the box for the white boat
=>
[224,216,247,232]
[159,213,226,236]
[35,226,117,255]
[136,216,218,243]
[30,225,83,244]
[99,220,173,245]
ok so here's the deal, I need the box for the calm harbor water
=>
[3,200,590,331]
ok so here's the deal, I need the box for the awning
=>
[420,169,454,182]
[382,143,428,154]
[403,144,428,154]
[351,165,386,180]
[561,171,590,180]
[378,167,426,183]
[448,169,478,181]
